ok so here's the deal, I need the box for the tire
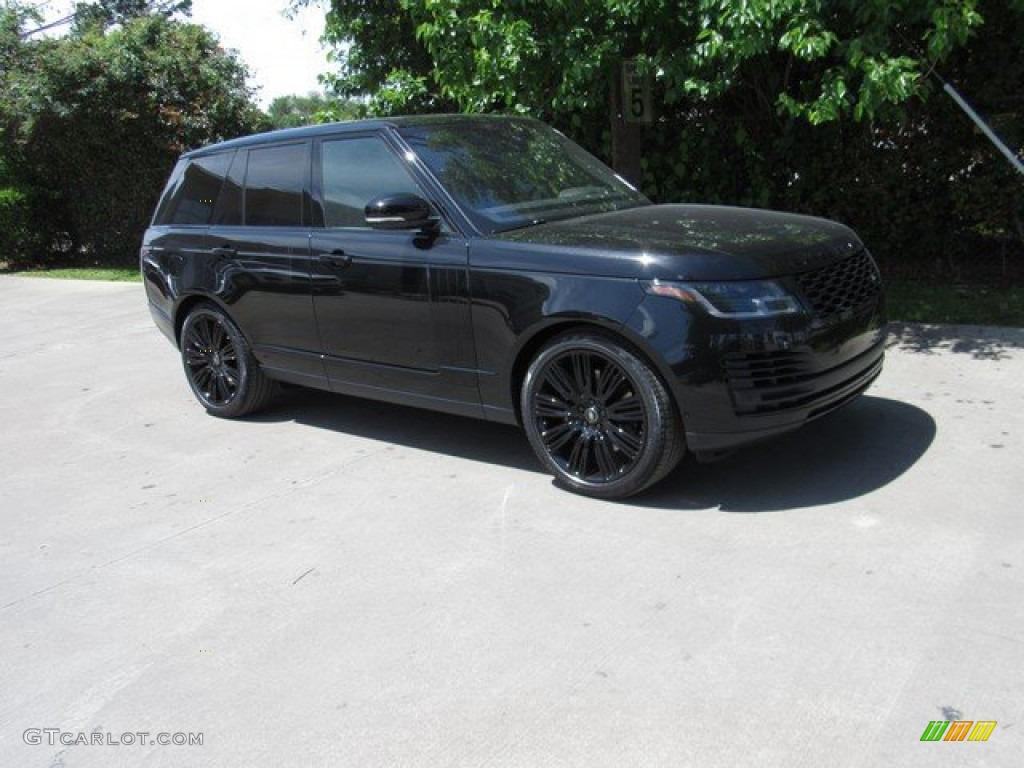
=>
[521,331,684,499]
[179,303,277,418]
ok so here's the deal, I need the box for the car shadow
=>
[639,395,936,512]
[252,389,935,513]
[249,387,542,474]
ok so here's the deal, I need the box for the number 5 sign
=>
[622,60,652,124]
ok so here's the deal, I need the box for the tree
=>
[293,0,1023,279]
[1,2,49,261]
[292,0,985,122]
[1,1,265,266]
[72,0,192,33]
[265,92,361,129]
[289,0,454,115]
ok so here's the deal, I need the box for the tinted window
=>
[245,143,306,227]
[211,150,244,226]
[152,159,187,225]
[398,119,648,234]
[154,152,233,226]
[321,137,423,228]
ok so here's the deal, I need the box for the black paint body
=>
[143,116,886,457]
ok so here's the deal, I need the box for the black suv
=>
[142,115,886,498]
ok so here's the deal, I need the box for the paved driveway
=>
[1,275,1021,767]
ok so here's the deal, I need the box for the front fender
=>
[469,269,646,421]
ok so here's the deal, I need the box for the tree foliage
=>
[297,0,452,115]
[265,92,361,129]
[71,0,192,33]
[1,0,263,267]
[294,0,985,122]
[295,0,1023,280]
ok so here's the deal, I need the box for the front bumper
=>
[625,260,888,458]
[684,334,885,455]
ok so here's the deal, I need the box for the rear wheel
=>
[180,303,277,418]
[521,332,684,498]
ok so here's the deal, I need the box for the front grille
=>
[795,250,881,323]
[723,344,883,416]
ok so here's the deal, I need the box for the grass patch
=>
[12,266,141,282]
[886,281,1024,327]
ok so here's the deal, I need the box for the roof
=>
[184,113,540,158]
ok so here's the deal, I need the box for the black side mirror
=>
[365,193,439,233]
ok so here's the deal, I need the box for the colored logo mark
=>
[920,720,997,742]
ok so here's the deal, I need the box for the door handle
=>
[318,249,352,269]
[211,245,236,258]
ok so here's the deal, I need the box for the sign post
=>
[622,60,652,125]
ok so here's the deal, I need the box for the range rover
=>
[142,115,886,498]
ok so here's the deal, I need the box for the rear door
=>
[206,142,324,387]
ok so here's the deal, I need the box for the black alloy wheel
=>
[180,304,276,418]
[521,332,684,498]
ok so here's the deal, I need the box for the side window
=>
[154,152,233,226]
[152,159,187,225]
[244,143,307,227]
[211,150,244,226]
[321,136,424,228]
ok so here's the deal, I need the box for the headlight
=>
[643,279,801,318]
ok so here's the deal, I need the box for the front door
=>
[310,133,479,415]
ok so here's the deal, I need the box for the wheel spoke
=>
[196,320,214,350]
[570,352,593,398]
[567,433,592,477]
[607,395,644,422]
[542,423,576,453]
[595,366,626,401]
[219,374,234,402]
[209,321,225,351]
[534,393,570,420]
[544,362,577,403]
[593,436,618,479]
[185,327,205,353]
[193,365,212,388]
[208,372,223,403]
[185,349,207,366]
[607,425,643,460]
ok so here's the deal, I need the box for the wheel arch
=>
[508,316,679,427]
[172,293,233,347]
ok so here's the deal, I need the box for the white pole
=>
[942,81,1024,176]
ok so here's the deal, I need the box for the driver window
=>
[321,137,425,228]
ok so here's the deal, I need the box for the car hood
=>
[494,203,864,280]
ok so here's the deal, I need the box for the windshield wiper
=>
[494,218,548,234]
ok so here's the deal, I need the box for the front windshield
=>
[397,118,650,234]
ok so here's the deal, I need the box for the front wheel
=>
[521,332,684,498]
[180,303,277,418]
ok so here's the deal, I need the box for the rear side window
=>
[153,152,233,226]
[244,143,306,227]
[211,150,245,226]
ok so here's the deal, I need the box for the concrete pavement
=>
[0,275,1021,767]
